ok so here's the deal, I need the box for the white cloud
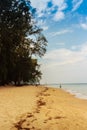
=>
[52,0,67,21]
[50,29,73,36]
[53,11,65,21]
[42,26,49,31]
[80,23,87,30]
[31,0,49,15]
[44,43,87,66]
[44,49,83,66]
[30,0,67,22]
[37,19,49,31]
[72,0,83,12]
[41,43,87,83]
[52,0,67,11]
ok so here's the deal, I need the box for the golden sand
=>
[0,85,87,130]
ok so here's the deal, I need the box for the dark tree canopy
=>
[0,0,47,85]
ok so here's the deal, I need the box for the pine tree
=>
[0,0,47,85]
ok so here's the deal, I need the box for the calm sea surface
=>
[47,83,87,99]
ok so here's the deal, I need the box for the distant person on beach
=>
[60,84,62,88]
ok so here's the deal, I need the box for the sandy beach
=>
[0,86,87,130]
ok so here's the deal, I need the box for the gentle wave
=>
[47,83,87,100]
[65,89,87,99]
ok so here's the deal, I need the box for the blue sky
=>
[31,0,87,84]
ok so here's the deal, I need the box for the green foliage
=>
[0,0,47,85]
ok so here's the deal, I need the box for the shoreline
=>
[46,84,87,100]
[48,85,87,101]
[64,89,87,100]
[0,85,87,130]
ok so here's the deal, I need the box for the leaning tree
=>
[0,0,47,85]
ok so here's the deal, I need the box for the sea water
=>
[47,83,87,100]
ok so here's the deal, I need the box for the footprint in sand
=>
[43,87,49,92]
[54,116,66,119]
[43,115,66,124]
[13,112,38,130]
[26,113,34,118]
[43,93,50,96]
[37,99,46,107]
[34,108,40,114]
[13,88,49,130]
[14,118,26,129]
[43,117,53,124]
